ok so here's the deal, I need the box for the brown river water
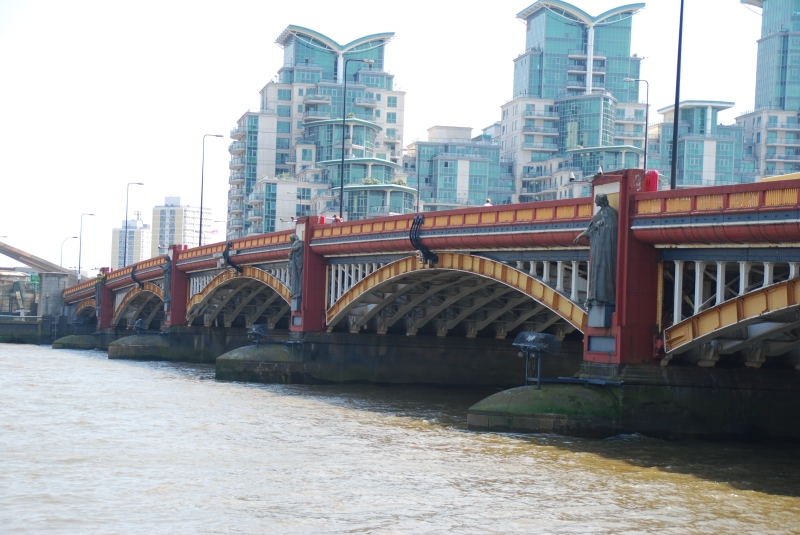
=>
[2,344,800,534]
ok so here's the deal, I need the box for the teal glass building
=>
[501,1,646,201]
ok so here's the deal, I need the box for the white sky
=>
[0,0,762,274]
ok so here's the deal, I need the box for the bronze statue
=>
[574,193,618,307]
[287,234,304,305]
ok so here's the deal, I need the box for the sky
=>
[0,0,763,275]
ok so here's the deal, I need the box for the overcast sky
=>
[0,0,762,274]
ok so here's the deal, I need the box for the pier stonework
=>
[53,169,800,439]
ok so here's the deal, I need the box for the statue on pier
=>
[574,193,618,308]
[288,234,304,311]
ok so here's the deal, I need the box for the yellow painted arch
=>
[185,266,291,322]
[75,299,96,317]
[327,253,587,332]
[112,282,165,326]
[665,277,800,354]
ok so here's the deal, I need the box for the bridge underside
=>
[187,277,290,329]
[114,291,164,329]
[328,269,580,340]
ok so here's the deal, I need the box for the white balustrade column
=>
[673,260,684,325]
[716,261,726,305]
[570,261,579,301]
[529,261,537,278]
[791,263,800,279]
[556,261,565,292]
[542,261,551,285]
[694,261,707,315]
[739,262,751,295]
[329,266,336,305]
[763,262,774,287]
[337,265,344,300]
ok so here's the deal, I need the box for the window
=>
[296,204,311,217]
[297,121,303,129]
[387,112,396,124]
[297,188,311,200]
[387,96,397,108]
[276,121,291,133]
[297,105,303,112]
[276,138,290,149]
[277,89,291,101]
[298,88,304,96]
[376,110,381,118]
[386,128,396,138]
[301,149,312,161]
[277,105,291,117]
[376,93,382,101]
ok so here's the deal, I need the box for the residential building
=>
[229,25,408,236]
[499,0,647,201]
[648,101,756,187]
[737,0,800,178]
[151,197,211,257]
[110,215,151,269]
[404,126,509,210]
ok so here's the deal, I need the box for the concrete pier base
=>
[467,363,800,441]
[52,334,97,350]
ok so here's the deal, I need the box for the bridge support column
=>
[763,262,774,287]
[673,260,684,326]
[739,262,751,295]
[694,261,707,316]
[97,278,113,329]
[715,261,726,305]
[164,245,188,328]
[291,217,327,333]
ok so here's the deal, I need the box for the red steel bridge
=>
[63,170,800,371]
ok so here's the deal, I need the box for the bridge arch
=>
[112,282,165,328]
[75,299,97,321]
[185,266,291,328]
[327,253,587,338]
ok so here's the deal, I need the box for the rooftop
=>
[516,1,646,25]
[274,25,394,53]
[657,100,736,114]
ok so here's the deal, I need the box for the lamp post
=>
[624,78,649,171]
[78,213,94,281]
[60,236,77,267]
[200,134,224,246]
[339,58,375,220]
[670,0,686,190]
[124,182,144,267]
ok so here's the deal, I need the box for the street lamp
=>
[670,0,686,190]
[124,182,144,267]
[60,236,77,267]
[339,58,375,219]
[624,78,649,171]
[78,213,94,281]
[200,134,224,247]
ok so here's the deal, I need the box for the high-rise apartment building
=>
[110,215,151,269]
[404,126,511,210]
[151,197,212,257]
[736,0,800,178]
[228,26,408,237]
[499,1,647,201]
[647,101,756,186]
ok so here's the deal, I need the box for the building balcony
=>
[522,142,559,151]
[246,209,263,222]
[229,201,244,214]
[383,134,400,144]
[246,192,265,205]
[522,126,559,135]
[228,141,246,155]
[228,218,244,229]
[229,157,246,170]
[766,138,800,146]
[523,110,559,120]
[614,131,645,138]
[354,97,377,108]
[568,49,606,59]
[228,187,245,199]
[303,93,331,104]
[764,154,800,161]
[768,123,800,130]
[230,126,247,140]
[229,172,245,185]
[616,116,646,124]
[521,172,552,180]
[245,225,264,236]
[303,110,331,122]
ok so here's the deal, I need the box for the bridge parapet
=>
[311,198,593,256]
[632,178,800,245]
[64,278,97,305]
[175,229,296,272]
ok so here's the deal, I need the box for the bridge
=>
[62,170,800,372]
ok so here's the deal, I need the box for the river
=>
[2,344,800,534]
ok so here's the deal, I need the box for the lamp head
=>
[362,59,375,64]
[623,78,634,82]
[214,134,223,138]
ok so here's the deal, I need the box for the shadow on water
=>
[112,355,800,498]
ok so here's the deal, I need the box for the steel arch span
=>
[326,253,587,337]
[112,282,165,328]
[185,266,291,328]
